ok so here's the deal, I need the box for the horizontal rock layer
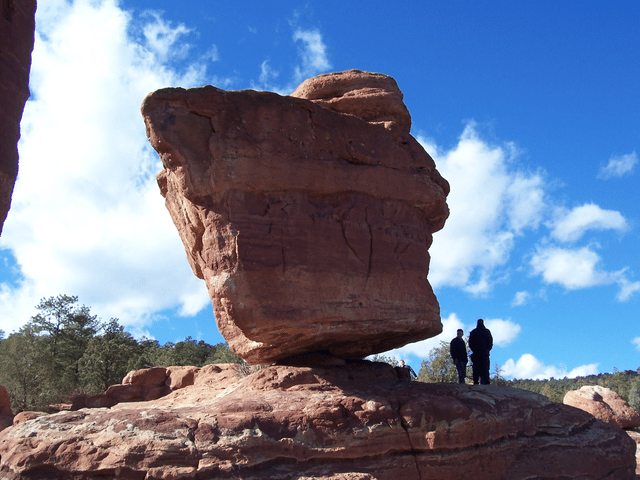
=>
[0,363,635,479]
[141,71,450,364]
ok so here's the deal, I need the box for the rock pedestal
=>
[141,70,450,365]
[0,363,635,479]
[0,0,36,235]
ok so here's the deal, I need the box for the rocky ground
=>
[0,361,636,479]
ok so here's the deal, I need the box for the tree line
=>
[0,295,242,412]
[3,296,638,414]
[415,340,640,409]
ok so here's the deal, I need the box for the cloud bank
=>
[0,0,212,334]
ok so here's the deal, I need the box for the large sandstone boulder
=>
[0,362,635,479]
[141,70,450,365]
[563,385,640,429]
[0,0,36,235]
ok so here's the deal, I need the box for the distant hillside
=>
[501,368,640,406]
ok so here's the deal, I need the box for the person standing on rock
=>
[395,360,417,382]
[449,329,468,384]
[469,319,493,385]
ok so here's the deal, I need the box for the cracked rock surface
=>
[141,70,450,364]
[0,362,635,479]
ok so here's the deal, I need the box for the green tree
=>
[173,337,215,367]
[417,341,459,383]
[369,354,399,367]
[79,319,139,393]
[207,343,243,364]
[29,295,99,397]
[628,377,640,411]
[0,325,56,412]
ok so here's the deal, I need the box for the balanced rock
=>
[141,70,450,364]
[563,385,640,429]
[0,0,36,235]
[0,362,635,479]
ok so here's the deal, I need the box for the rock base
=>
[0,362,636,479]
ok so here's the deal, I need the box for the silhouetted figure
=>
[450,329,468,384]
[468,319,493,385]
[395,360,417,382]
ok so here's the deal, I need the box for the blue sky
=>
[1,0,638,379]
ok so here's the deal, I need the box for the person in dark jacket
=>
[449,329,468,384]
[468,319,493,385]
[395,360,417,382]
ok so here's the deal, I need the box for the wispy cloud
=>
[598,151,638,180]
[511,290,531,307]
[0,1,211,334]
[633,337,640,351]
[292,28,331,84]
[549,203,628,242]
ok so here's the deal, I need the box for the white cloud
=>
[385,314,520,361]
[141,11,193,62]
[385,313,465,361]
[616,276,640,302]
[598,151,638,179]
[530,245,640,301]
[484,318,521,347]
[550,203,628,242]
[0,0,211,333]
[501,353,599,380]
[259,59,279,85]
[511,290,531,307]
[633,337,640,351]
[203,44,219,63]
[422,125,546,295]
[530,245,611,290]
[292,28,330,84]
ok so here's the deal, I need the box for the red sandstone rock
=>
[0,0,36,235]
[0,384,11,415]
[141,70,450,364]
[166,365,199,390]
[563,385,640,429]
[12,411,45,426]
[628,431,640,477]
[0,363,635,479]
[122,366,167,387]
[0,385,13,430]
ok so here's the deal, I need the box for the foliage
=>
[206,342,243,364]
[369,354,399,367]
[0,295,246,412]
[417,338,473,383]
[78,319,138,393]
[0,324,56,411]
[2,295,640,415]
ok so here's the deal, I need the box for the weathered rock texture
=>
[628,431,640,477]
[563,385,640,430]
[142,70,450,364]
[0,0,36,235]
[0,384,13,431]
[0,362,635,479]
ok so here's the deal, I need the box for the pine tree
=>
[79,319,138,393]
